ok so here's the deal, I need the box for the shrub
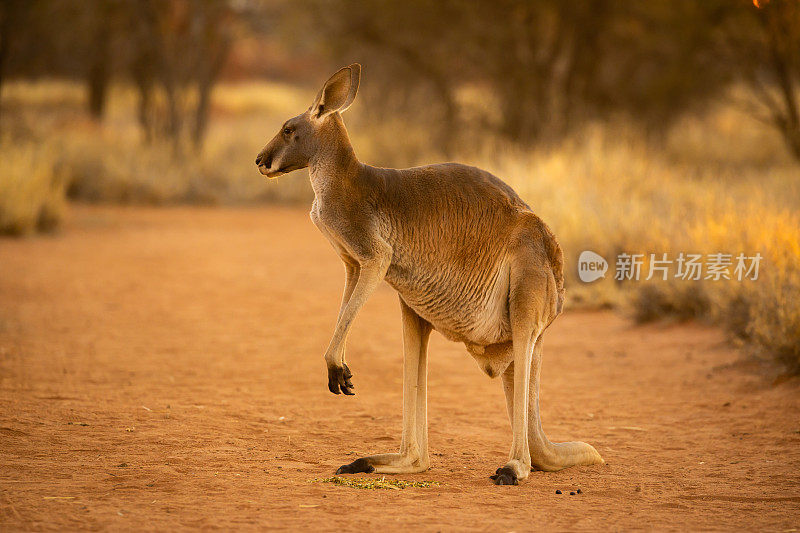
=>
[0,141,66,236]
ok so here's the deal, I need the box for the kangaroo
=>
[255,64,604,485]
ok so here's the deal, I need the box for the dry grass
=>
[485,125,800,373]
[2,81,315,208]
[1,79,798,372]
[310,476,440,490]
[0,139,66,236]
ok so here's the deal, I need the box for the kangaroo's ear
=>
[310,63,361,120]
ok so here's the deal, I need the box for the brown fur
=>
[255,64,602,483]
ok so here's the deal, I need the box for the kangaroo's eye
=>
[283,127,292,136]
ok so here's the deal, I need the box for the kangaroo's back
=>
[360,162,564,345]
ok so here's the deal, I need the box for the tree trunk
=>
[0,1,15,132]
[0,20,7,132]
[135,76,153,143]
[780,123,800,161]
[87,59,109,120]
[87,23,110,119]
[770,45,800,162]
[762,0,800,162]
[193,30,230,149]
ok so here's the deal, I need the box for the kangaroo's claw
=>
[328,365,355,395]
[490,466,518,485]
[343,363,354,389]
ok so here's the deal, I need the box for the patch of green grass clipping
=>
[310,475,440,490]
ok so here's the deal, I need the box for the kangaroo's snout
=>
[255,152,271,169]
[255,150,275,177]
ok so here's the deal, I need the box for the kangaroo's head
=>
[255,64,361,178]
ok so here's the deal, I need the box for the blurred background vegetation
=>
[0,0,798,373]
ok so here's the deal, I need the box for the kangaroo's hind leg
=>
[490,254,551,485]
[491,239,601,485]
[336,296,432,474]
[500,336,604,477]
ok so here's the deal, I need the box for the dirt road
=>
[1,206,798,531]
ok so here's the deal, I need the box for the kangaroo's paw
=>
[335,457,374,475]
[490,466,518,485]
[343,363,354,388]
[327,364,355,395]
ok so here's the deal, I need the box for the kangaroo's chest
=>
[310,201,335,247]
[310,199,357,260]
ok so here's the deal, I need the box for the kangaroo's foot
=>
[335,457,374,474]
[490,466,517,485]
[530,441,605,472]
[490,459,529,486]
[335,452,429,475]
[327,363,355,395]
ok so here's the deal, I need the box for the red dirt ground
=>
[1,206,799,531]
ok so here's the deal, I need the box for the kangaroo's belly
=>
[385,258,512,346]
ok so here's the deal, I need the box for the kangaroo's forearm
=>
[324,256,389,365]
[337,262,359,322]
